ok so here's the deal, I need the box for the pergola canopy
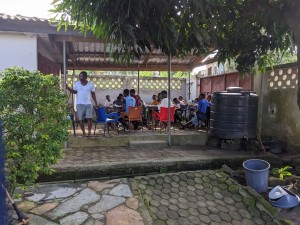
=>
[0,14,208,71]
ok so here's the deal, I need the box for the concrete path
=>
[14,170,289,225]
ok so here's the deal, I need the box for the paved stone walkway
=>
[14,170,288,225]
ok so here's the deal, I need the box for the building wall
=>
[254,63,300,152]
[0,34,37,71]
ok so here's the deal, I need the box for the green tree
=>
[51,0,300,108]
[0,68,69,190]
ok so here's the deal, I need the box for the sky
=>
[0,0,54,18]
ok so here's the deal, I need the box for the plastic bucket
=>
[243,159,270,193]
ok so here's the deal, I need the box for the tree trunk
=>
[282,1,300,109]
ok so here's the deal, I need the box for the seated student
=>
[180,93,209,129]
[151,94,160,105]
[173,98,182,124]
[119,89,136,130]
[158,90,174,111]
[113,96,124,107]
[178,96,187,106]
[157,92,162,104]
[104,95,114,113]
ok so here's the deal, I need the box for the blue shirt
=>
[125,96,136,113]
[197,99,209,119]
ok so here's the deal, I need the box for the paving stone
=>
[221,190,232,197]
[179,173,187,181]
[189,215,201,224]
[224,196,235,204]
[177,202,189,209]
[145,189,153,195]
[171,175,180,182]
[194,184,204,190]
[235,202,247,209]
[162,188,171,194]
[194,177,203,184]
[25,193,46,202]
[157,211,168,220]
[204,194,214,201]
[215,199,226,206]
[88,194,125,214]
[186,190,196,197]
[232,220,241,225]
[208,206,219,213]
[188,208,198,216]
[177,217,190,225]
[169,187,178,193]
[155,219,166,225]
[186,196,197,203]
[59,212,89,225]
[138,183,147,190]
[106,205,144,225]
[229,211,242,221]
[232,193,242,202]
[149,206,158,214]
[91,213,104,220]
[195,189,205,196]
[252,217,267,225]
[161,193,170,200]
[219,183,228,190]
[203,182,212,188]
[160,199,169,206]
[238,209,252,219]
[242,219,256,225]
[109,184,133,197]
[153,189,162,195]
[220,212,231,222]
[169,193,179,199]
[163,176,172,183]
[217,205,229,213]
[47,188,100,220]
[228,184,239,193]
[155,184,163,190]
[197,201,207,208]
[169,198,178,205]
[187,201,198,209]
[166,219,179,225]
[261,211,273,222]
[170,182,179,188]
[199,215,211,224]
[178,192,187,198]
[156,177,164,184]
[167,210,179,220]
[168,204,178,211]
[242,196,256,207]
[126,197,139,210]
[202,176,210,183]
[186,185,196,192]
[150,199,160,207]
[213,192,223,199]
[30,202,59,215]
[198,207,209,215]
[163,183,171,189]
[186,179,195,186]
[178,197,188,204]
[27,214,58,225]
[178,209,189,217]
[17,201,36,212]
[178,181,187,187]
[44,186,82,201]
[158,205,169,213]
[148,178,156,186]
[209,214,222,223]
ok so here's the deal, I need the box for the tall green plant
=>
[0,68,69,189]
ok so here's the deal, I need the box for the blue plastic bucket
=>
[243,159,270,193]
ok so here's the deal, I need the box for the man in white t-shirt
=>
[66,71,98,137]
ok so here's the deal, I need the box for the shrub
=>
[0,68,69,190]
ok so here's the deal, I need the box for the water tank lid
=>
[226,87,243,93]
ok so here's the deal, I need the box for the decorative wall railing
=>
[65,75,184,91]
[267,64,298,90]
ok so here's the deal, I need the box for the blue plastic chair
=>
[94,107,119,135]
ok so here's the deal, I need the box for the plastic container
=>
[269,186,300,208]
[243,159,270,193]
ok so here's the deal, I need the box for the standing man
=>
[66,71,98,137]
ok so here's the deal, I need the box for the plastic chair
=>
[94,107,119,135]
[123,106,143,131]
[153,106,176,133]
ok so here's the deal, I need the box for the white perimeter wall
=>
[0,34,37,71]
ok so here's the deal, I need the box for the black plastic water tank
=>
[210,87,258,139]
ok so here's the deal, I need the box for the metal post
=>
[63,40,67,93]
[137,66,140,95]
[168,54,171,146]
[188,68,191,100]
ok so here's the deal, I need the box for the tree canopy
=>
[51,0,300,107]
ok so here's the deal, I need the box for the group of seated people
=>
[101,89,211,131]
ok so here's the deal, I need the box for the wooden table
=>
[146,105,158,130]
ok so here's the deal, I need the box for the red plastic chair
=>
[153,106,176,133]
